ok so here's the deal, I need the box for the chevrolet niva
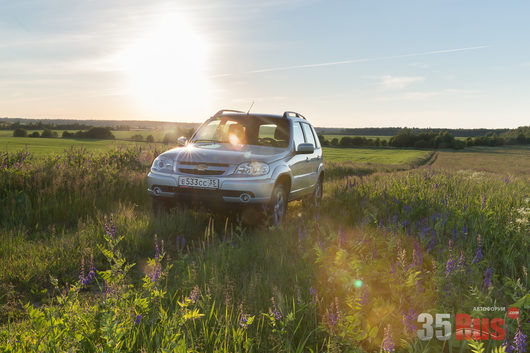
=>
[148,110,324,225]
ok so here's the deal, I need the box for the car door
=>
[301,122,320,189]
[288,121,310,194]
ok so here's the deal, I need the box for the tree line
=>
[318,127,528,149]
[13,127,115,140]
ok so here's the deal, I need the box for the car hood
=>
[159,143,290,165]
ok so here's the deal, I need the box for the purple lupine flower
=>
[134,314,142,325]
[483,266,493,292]
[338,226,346,246]
[188,286,200,303]
[309,287,317,304]
[512,326,527,353]
[472,235,483,264]
[239,314,251,328]
[452,224,457,244]
[379,219,384,228]
[503,338,514,353]
[462,223,468,241]
[359,290,368,306]
[445,257,455,277]
[297,226,304,241]
[482,196,486,208]
[402,309,417,335]
[382,324,395,353]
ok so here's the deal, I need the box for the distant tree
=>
[516,133,527,144]
[331,138,339,146]
[146,135,155,143]
[381,139,387,146]
[62,131,74,138]
[131,134,144,142]
[29,131,40,137]
[41,129,58,138]
[13,128,27,137]
[76,127,115,139]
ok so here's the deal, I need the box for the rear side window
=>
[292,122,305,148]
[310,125,321,148]
[301,123,316,147]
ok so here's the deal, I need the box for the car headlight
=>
[235,162,270,176]
[152,157,174,172]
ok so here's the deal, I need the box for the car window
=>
[310,125,321,149]
[301,123,316,147]
[292,122,305,148]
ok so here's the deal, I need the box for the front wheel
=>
[268,184,288,226]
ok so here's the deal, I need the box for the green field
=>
[0,136,156,156]
[1,140,528,352]
[322,146,430,164]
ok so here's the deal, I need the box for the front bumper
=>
[147,171,276,204]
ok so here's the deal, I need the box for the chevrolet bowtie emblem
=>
[196,164,208,171]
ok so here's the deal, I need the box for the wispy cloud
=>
[380,75,424,89]
[213,45,488,77]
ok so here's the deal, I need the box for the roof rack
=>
[213,109,245,117]
[282,111,306,120]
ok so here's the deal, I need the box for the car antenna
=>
[246,101,254,115]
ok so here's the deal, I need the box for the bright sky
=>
[1,0,529,128]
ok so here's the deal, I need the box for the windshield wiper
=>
[192,139,222,143]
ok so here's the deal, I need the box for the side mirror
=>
[296,143,314,154]
[177,136,188,146]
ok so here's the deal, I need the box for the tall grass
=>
[1,147,528,352]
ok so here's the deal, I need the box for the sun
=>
[120,13,212,119]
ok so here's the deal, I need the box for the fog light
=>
[240,193,251,202]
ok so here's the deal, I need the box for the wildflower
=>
[482,196,486,208]
[463,223,468,241]
[325,298,340,329]
[445,257,455,277]
[270,297,282,321]
[452,224,457,243]
[503,338,514,353]
[483,265,493,292]
[402,309,417,335]
[134,314,142,325]
[188,286,200,303]
[382,324,395,353]
[512,325,527,353]
[338,226,346,246]
[472,235,483,264]
[239,313,251,328]
[309,287,317,304]
[104,215,116,239]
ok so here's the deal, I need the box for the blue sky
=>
[1,0,529,128]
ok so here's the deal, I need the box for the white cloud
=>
[380,75,424,89]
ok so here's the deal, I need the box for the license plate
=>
[178,176,219,189]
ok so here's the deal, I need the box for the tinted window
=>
[301,123,316,147]
[292,122,305,148]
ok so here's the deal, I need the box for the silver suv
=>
[148,110,324,225]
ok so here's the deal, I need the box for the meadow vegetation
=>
[0,144,528,352]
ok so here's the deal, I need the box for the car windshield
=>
[191,116,290,148]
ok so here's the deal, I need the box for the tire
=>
[303,176,323,209]
[152,197,172,215]
[268,183,288,226]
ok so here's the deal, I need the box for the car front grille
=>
[177,161,230,176]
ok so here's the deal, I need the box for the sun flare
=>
[120,13,212,119]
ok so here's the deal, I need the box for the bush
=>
[29,131,40,138]
[62,131,74,138]
[41,129,58,138]
[331,138,339,146]
[13,128,27,137]
[75,127,115,140]
[146,135,155,143]
[131,134,144,142]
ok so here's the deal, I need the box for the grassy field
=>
[1,142,528,352]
